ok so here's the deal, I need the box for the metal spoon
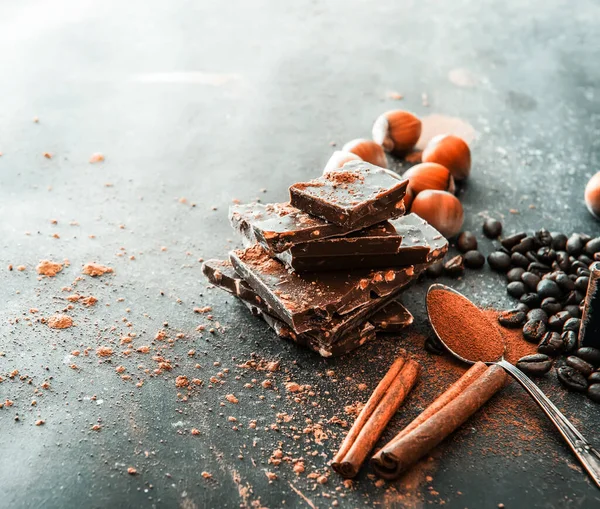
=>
[426,283,600,489]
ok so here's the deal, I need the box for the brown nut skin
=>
[585,171,600,219]
[323,151,362,173]
[372,110,422,156]
[403,162,455,196]
[422,134,471,181]
[342,139,387,168]
[410,190,464,238]
[403,186,415,211]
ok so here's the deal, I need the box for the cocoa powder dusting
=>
[427,289,504,362]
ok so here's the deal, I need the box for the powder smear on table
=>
[427,288,504,362]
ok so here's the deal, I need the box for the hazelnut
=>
[410,190,464,238]
[403,162,455,197]
[342,139,387,168]
[585,172,600,219]
[323,150,362,173]
[422,134,471,181]
[372,110,422,156]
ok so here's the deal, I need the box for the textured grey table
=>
[1,1,600,508]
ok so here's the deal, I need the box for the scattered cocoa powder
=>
[82,262,113,277]
[37,260,63,277]
[47,315,73,329]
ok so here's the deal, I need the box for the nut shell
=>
[403,162,455,196]
[410,190,464,238]
[372,110,422,156]
[323,151,362,173]
[342,139,387,168]
[585,172,600,219]
[422,134,471,181]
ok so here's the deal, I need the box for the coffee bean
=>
[566,234,584,256]
[536,279,561,300]
[507,281,527,298]
[521,272,540,291]
[537,331,564,355]
[557,366,588,392]
[527,308,548,323]
[512,237,535,254]
[563,291,584,306]
[536,228,552,247]
[548,311,570,330]
[581,233,592,243]
[528,262,551,276]
[444,255,464,277]
[564,305,581,318]
[463,250,485,269]
[588,372,600,384]
[506,267,525,283]
[562,331,577,353]
[426,260,444,278]
[498,309,527,328]
[516,354,552,376]
[555,251,570,271]
[523,319,546,343]
[575,276,590,292]
[511,252,530,268]
[536,247,556,264]
[488,252,512,272]
[515,302,530,313]
[576,347,600,366]
[551,232,568,251]
[541,297,562,316]
[563,318,580,334]
[587,384,600,403]
[482,219,502,239]
[595,252,600,262]
[555,272,575,293]
[576,267,590,278]
[570,262,587,275]
[584,237,600,256]
[424,336,444,355]
[520,293,540,308]
[566,356,594,377]
[457,231,477,252]
[501,232,527,250]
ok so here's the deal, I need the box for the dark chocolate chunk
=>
[229,245,422,333]
[289,161,408,228]
[229,202,395,254]
[370,301,414,333]
[275,213,448,272]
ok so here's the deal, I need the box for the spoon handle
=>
[497,359,600,489]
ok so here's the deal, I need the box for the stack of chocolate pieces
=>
[202,161,448,356]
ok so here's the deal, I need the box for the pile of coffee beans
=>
[424,221,600,403]
[487,228,600,403]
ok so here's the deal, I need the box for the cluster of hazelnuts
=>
[323,110,469,239]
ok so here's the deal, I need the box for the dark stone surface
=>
[1,1,600,508]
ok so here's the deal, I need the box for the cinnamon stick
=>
[332,353,420,478]
[371,362,507,479]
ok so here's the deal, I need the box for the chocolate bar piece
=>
[370,301,413,333]
[229,245,420,334]
[289,161,408,228]
[202,258,410,344]
[229,202,404,254]
[275,213,447,272]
